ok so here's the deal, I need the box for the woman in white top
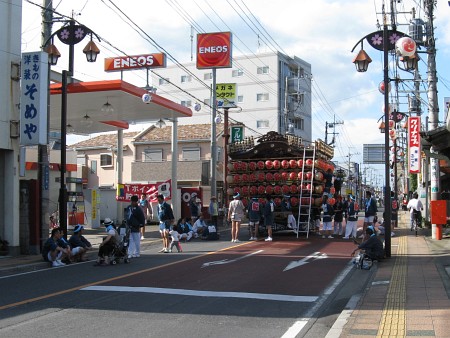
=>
[228,193,245,243]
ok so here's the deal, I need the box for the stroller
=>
[109,220,131,264]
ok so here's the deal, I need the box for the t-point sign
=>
[197,32,232,69]
[104,53,166,72]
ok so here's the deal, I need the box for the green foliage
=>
[410,173,417,192]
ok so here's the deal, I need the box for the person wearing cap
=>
[208,196,219,229]
[351,225,384,261]
[157,194,175,253]
[95,218,120,265]
[69,225,92,262]
[189,192,200,222]
[228,192,245,243]
[343,195,359,239]
[248,197,262,240]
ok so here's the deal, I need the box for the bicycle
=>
[411,210,422,236]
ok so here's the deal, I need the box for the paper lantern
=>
[266,172,274,181]
[305,159,313,166]
[242,198,248,207]
[257,173,265,182]
[250,186,258,195]
[241,162,248,171]
[282,185,290,194]
[281,172,289,181]
[249,173,256,182]
[265,160,273,169]
[273,160,281,169]
[281,160,289,169]
[265,185,273,194]
[274,197,282,206]
[315,172,324,181]
[249,162,257,171]
[241,186,249,195]
[290,197,298,206]
[273,172,281,181]
[289,159,297,169]
[259,198,265,205]
[297,172,303,180]
[290,185,298,194]
[257,161,265,169]
[389,129,397,139]
[234,187,241,194]
[396,36,416,57]
[305,171,313,180]
[227,188,234,195]
[241,173,249,182]
[233,162,241,171]
[227,163,234,172]
[297,159,303,168]
[289,172,297,181]
[233,174,241,183]
[389,120,395,129]
[274,186,282,194]
[378,80,391,94]
[226,175,233,183]
[314,185,323,194]
[258,185,266,194]
[301,197,312,205]
[305,183,312,190]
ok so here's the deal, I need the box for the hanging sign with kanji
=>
[408,116,421,174]
[216,83,236,108]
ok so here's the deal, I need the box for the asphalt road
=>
[0,232,375,338]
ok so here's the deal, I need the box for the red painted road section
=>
[102,237,357,297]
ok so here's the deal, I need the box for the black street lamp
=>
[44,20,100,237]
[351,23,416,258]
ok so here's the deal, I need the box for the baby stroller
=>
[109,220,130,264]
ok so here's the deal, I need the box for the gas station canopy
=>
[49,79,193,134]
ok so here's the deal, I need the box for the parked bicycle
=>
[411,210,422,236]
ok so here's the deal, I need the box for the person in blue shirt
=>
[157,194,175,253]
[42,228,69,267]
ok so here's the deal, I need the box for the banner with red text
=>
[408,116,421,174]
[116,180,171,202]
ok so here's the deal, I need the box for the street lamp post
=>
[351,18,416,258]
[45,20,100,237]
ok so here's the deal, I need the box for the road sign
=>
[231,126,244,143]
[216,83,236,108]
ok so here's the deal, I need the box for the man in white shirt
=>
[406,192,423,230]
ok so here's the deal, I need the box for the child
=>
[169,225,182,253]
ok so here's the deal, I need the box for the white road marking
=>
[325,294,361,338]
[283,251,328,272]
[81,285,318,303]
[201,249,264,268]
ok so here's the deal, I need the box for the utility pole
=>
[324,115,343,146]
[425,0,439,239]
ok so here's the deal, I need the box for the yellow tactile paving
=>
[376,235,407,338]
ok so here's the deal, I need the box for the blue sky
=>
[21,0,450,186]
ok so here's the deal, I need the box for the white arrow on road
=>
[202,250,264,268]
[283,251,328,272]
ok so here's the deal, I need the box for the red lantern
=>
[305,171,313,180]
[289,159,297,169]
[266,172,274,181]
[259,198,265,205]
[290,197,299,206]
[281,172,289,181]
[290,185,297,194]
[297,159,303,168]
[273,172,281,181]
[242,199,249,207]
[273,160,281,169]
[258,185,266,194]
[250,186,258,195]
[241,162,248,171]
[274,185,282,194]
[257,173,265,182]
[314,185,323,194]
[249,162,257,171]
[265,185,273,194]
[265,160,273,169]
[297,172,303,180]
[241,173,249,182]
[306,159,313,166]
[233,162,241,171]
[289,172,297,181]
[282,185,290,194]
[241,186,249,195]
[306,183,312,190]
[281,160,289,169]
[257,161,265,169]
[233,174,241,183]
[315,172,324,181]
[301,197,311,205]
[274,197,282,206]
[249,173,256,182]
[234,187,241,194]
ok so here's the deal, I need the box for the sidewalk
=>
[333,211,450,338]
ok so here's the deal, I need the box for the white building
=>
[151,51,312,141]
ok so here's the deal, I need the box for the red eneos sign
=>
[197,32,232,69]
[104,53,166,72]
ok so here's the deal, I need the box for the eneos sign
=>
[197,32,232,69]
[104,53,166,72]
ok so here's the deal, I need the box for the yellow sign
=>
[92,189,97,220]
[216,83,236,108]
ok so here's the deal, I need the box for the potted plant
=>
[0,236,9,256]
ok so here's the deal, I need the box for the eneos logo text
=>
[104,53,166,72]
[197,32,232,69]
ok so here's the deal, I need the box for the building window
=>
[182,147,200,161]
[257,66,269,75]
[204,98,211,106]
[291,118,304,130]
[257,120,269,129]
[181,100,192,107]
[232,69,244,77]
[100,153,113,167]
[204,72,213,80]
[143,149,163,162]
[257,93,269,102]
[159,78,169,85]
[237,95,244,103]
[181,75,192,83]
[293,93,304,104]
[90,160,97,174]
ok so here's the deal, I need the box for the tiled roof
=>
[70,132,139,148]
[70,124,224,148]
[137,123,224,142]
